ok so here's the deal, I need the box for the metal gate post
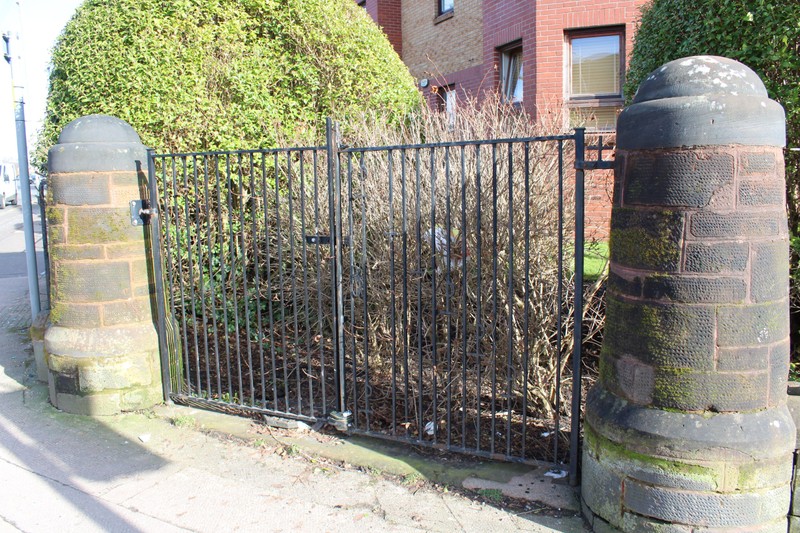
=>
[326,118,347,416]
[146,149,173,403]
[569,127,586,486]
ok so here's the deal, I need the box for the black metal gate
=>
[147,120,610,483]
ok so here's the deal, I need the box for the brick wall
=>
[420,64,485,110]
[481,1,535,108]
[356,0,647,122]
[378,0,403,57]
[354,0,650,239]
[533,0,647,120]
[401,0,483,83]
[359,0,403,56]
[585,169,614,240]
[532,0,646,239]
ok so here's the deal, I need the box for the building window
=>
[500,44,523,104]
[567,29,623,130]
[439,0,454,15]
[438,85,457,129]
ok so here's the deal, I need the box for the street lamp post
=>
[3,31,41,322]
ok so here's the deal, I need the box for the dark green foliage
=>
[36,0,420,169]
[626,0,798,222]
[626,0,800,359]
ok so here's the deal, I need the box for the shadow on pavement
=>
[0,298,169,531]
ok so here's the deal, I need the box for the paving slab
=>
[0,275,588,532]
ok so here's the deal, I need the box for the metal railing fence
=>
[147,121,610,483]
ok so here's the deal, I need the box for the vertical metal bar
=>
[490,143,498,455]
[569,128,586,487]
[193,156,211,399]
[147,150,172,402]
[286,151,302,413]
[522,142,531,458]
[162,158,181,394]
[312,149,327,416]
[359,152,370,429]
[249,153,267,410]
[262,153,279,410]
[401,148,410,433]
[388,150,398,433]
[555,140,565,466]
[474,144,482,452]
[299,151,314,416]
[38,181,51,310]
[429,147,438,442]
[274,152,290,411]
[415,149,423,440]
[346,152,358,426]
[460,145,468,449]
[181,157,202,397]
[172,157,192,396]
[327,120,347,415]
[236,154,254,406]
[444,146,453,448]
[214,157,233,400]
[226,155,244,404]
[202,156,222,400]
[506,142,515,458]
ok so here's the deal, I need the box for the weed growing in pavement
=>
[477,488,504,503]
[171,415,197,428]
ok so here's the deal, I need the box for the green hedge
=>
[626,0,799,223]
[36,0,421,168]
[627,0,800,360]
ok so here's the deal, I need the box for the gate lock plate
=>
[305,235,350,246]
[305,234,331,245]
[130,200,156,227]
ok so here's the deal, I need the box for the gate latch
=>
[305,235,350,246]
[305,234,331,245]
[130,200,157,226]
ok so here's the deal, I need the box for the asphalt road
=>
[0,186,45,281]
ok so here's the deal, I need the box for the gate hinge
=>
[575,160,614,171]
[130,199,157,226]
[327,410,352,432]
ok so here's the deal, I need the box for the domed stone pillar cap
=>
[48,114,147,174]
[56,114,142,144]
[618,55,785,150]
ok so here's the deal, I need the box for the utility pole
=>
[3,30,41,322]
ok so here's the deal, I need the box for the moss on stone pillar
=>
[44,115,162,415]
[582,56,795,532]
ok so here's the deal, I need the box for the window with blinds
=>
[570,34,621,98]
[567,28,624,131]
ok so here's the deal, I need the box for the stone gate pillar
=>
[44,115,162,415]
[582,56,796,531]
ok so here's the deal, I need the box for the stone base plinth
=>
[582,389,795,532]
[30,311,50,383]
[44,323,162,415]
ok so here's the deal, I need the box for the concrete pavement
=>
[0,270,588,532]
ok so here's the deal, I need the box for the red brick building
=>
[357,0,647,131]
[357,0,648,238]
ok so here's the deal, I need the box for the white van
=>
[0,163,19,209]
